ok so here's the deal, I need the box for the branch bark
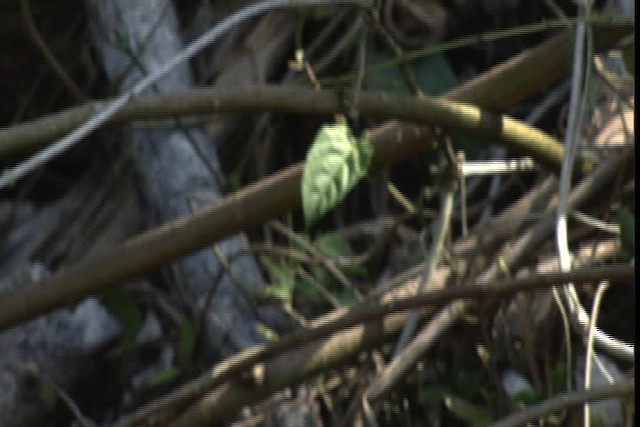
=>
[0,25,632,331]
[115,265,633,424]
[165,265,633,426]
[0,24,631,159]
[0,84,589,175]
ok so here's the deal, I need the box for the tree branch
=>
[0,24,632,330]
[116,265,633,426]
[0,24,631,166]
[492,379,634,427]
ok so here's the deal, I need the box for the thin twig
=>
[368,7,423,96]
[46,378,98,427]
[269,220,363,300]
[297,266,343,309]
[552,284,574,392]
[20,0,87,102]
[392,175,455,357]
[321,15,632,86]
[349,11,367,121]
[491,378,633,427]
[386,182,416,214]
[310,13,364,76]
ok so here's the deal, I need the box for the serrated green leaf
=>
[147,367,181,388]
[101,289,143,345]
[444,394,494,427]
[177,316,195,368]
[302,124,372,228]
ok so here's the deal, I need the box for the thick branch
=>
[0,25,631,329]
[115,265,633,425]
[0,85,577,174]
[0,24,631,163]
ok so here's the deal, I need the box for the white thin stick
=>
[461,157,537,176]
[571,211,620,234]
[554,0,633,361]
[0,0,371,189]
[477,79,570,225]
[556,10,588,274]
[583,281,609,427]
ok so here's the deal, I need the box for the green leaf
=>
[444,394,494,427]
[294,274,324,303]
[511,390,539,407]
[177,316,195,368]
[312,231,365,278]
[620,35,635,76]
[260,255,296,302]
[335,288,357,306]
[302,123,372,228]
[365,50,481,162]
[310,5,336,20]
[313,231,353,258]
[585,63,599,119]
[550,363,569,394]
[256,323,279,343]
[308,264,332,293]
[454,369,483,400]
[419,384,450,404]
[101,289,143,345]
[147,367,181,388]
[365,51,458,96]
[617,208,635,258]
[263,283,294,302]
